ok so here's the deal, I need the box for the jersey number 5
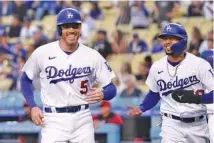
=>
[80,80,88,94]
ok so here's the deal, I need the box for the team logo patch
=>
[166,25,171,31]
[67,12,73,19]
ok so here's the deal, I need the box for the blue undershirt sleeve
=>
[20,72,37,109]
[102,82,117,100]
[140,90,161,112]
[201,90,213,104]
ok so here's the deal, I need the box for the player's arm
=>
[127,90,160,116]
[20,72,37,109]
[20,49,43,125]
[102,82,117,100]
[127,64,160,116]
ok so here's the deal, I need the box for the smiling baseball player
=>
[20,8,116,143]
[127,23,212,143]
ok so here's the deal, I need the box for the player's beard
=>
[62,33,80,49]
[165,49,183,58]
[165,49,173,55]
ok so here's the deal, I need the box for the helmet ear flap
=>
[170,38,187,53]
[57,26,62,36]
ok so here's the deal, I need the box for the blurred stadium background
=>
[0,1,213,143]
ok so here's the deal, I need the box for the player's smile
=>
[162,37,179,54]
[61,23,81,45]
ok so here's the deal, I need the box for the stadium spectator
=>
[11,41,27,61]
[153,1,178,28]
[116,7,130,25]
[16,56,25,91]
[34,1,56,20]
[127,33,148,53]
[188,26,204,56]
[93,101,123,127]
[32,26,48,48]
[203,1,213,20]
[151,34,164,53]
[120,75,143,97]
[199,30,213,54]
[0,54,13,91]
[55,1,68,14]
[71,1,82,11]
[89,1,103,20]
[0,1,14,16]
[81,8,96,31]
[130,1,150,29]
[135,62,149,85]
[79,8,96,44]
[20,16,38,41]
[188,1,203,17]
[0,26,14,56]
[116,62,132,93]
[12,1,27,21]
[8,15,22,38]
[92,30,112,59]
[144,55,153,69]
[111,29,127,54]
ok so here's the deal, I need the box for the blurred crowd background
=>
[0,1,213,143]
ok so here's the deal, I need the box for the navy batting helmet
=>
[56,8,82,35]
[158,23,188,54]
[200,50,214,68]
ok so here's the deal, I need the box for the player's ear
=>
[57,26,62,36]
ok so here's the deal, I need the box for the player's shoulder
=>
[185,52,204,62]
[78,43,102,56]
[33,41,58,54]
[151,55,168,68]
[185,52,210,67]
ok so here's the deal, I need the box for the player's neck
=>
[168,52,185,63]
[59,40,78,52]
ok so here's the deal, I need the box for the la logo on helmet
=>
[67,11,73,19]
[166,25,172,31]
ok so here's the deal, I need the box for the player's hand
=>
[171,89,201,104]
[85,88,104,104]
[127,105,142,117]
[31,106,44,126]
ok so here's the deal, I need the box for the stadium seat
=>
[151,52,165,61]
[0,79,13,92]
[139,84,149,93]
[41,15,56,39]
[0,92,24,109]
[1,16,13,26]
[150,127,161,143]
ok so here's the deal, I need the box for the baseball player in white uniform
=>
[20,8,117,143]
[172,49,214,143]
[127,23,212,143]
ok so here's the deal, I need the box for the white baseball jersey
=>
[146,52,214,117]
[205,49,214,114]
[22,41,115,107]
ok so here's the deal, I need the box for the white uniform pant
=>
[160,116,209,143]
[41,109,95,143]
[208,114,214,143]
